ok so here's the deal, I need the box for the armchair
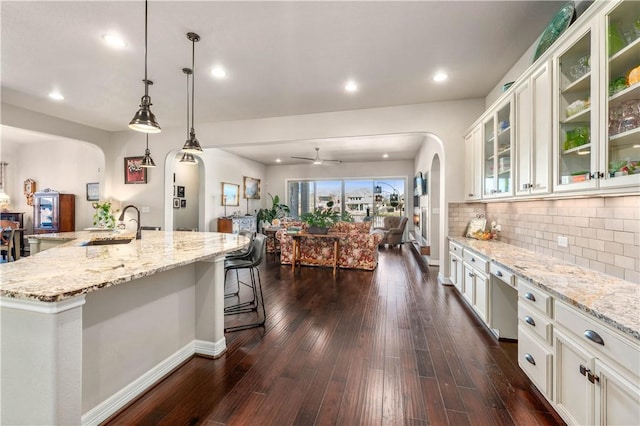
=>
[375,216,408,248]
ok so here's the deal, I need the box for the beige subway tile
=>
[624,269,640,284]
[573,217,590,228]
[604,241,625,256]
[575,236,591,248]
[596,229,614,241]
[589,260,606,273]
[605,196,639,208]
[623,220,640,233]
[570,246,583,256]
[604,264,625,280]
[596,207,615,218]
[597,251,615,265]
[624,244,640,259]
[614,231,635,244]
[604,218,625,231]
[575,256,590,268]
[583,248,598,261]
[589,218,606,229]
[612,207,639,220]
[589,239,605,251]
[564,254,576,264]
[614,254,635,269]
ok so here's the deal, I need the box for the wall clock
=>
[23,178,36,206]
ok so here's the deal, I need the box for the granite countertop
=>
[449,237,639,342]
[1,231,248,303]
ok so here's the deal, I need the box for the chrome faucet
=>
[119,205,142,239]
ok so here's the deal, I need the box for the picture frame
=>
[221,182,240,206]
[181,199,187,208]
[243,176,261,199]
[124,156,147,184]
[86,182,99,201]
[173,198,180,209]
[465,217,487,238]
[177,185,185,198]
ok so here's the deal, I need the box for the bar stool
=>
[224,233,266,332]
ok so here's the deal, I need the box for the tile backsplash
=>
[448,196,640,283]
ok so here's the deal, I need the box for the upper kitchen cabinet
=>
[514,61,553,197]
[553,21,599,192]
[483,95,514,199]
[464,124,483,201]
[599,0,640,190]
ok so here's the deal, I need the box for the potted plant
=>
[256,193,290,230]
[301,201,340,234]
[92,200,118,229]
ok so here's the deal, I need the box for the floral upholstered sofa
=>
[276,221,385,271]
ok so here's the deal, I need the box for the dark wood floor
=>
[106,246,565,425]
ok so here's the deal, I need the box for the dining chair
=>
[0,220,20,262]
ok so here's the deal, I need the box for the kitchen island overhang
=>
[0,230,248,426]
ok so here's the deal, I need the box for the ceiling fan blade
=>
[290,156,315,161]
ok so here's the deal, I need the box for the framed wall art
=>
[124,157,147,184]
[243,176,261,199]
[221,182,239,206]
[181,199,187,208]
[173,198,180,209]
[86,182,99,201]
[177,185,185,198]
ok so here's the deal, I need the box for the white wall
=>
[172,157,200,231]
[1,132,105,233]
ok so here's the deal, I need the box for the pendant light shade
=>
[140,134,156,167]
[179,153,197,164]
[182,32,202,153]
[129,0,161,133]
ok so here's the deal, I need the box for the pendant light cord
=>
[191,38,195,130]
[144,0,149,98]
[186,71,190,138]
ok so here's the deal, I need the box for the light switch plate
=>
[558,236,568,248]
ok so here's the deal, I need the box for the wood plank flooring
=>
[105,246,565,425]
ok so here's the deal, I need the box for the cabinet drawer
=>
[518,325,553,399]
[490,263,515,287]
[517,278,553,318]
[555,301,639,377]
[449,241,463,255]
[463,250,489,273]
[518,301,553,346]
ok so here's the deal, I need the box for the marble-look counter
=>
[1,230,248,302]
[450,236,639,341]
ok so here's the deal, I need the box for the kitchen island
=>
[1,230,248,425]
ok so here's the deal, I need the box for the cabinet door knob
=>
[584,330,605,346]
[524,292,536,302]
[588,371,600,384]
[579,364,588,376]
[471,258,475,262]
[524,353,536,365]
[496,270,503,277]
[468,272,475,277]
[468,193,474,197]
[524,316,536,327]
[452,259,457,263]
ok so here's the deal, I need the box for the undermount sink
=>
[82,238,134,246]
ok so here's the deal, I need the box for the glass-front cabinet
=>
[554,23,598,192]
[601,0,640,189]
[483,96,513,198]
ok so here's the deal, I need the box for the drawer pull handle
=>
[584,330,605,346]
[524,316,536,327]
[468,272,475,277]
[588,371,600,384]
[452,259,457,263]
[579,364,588,376]
[524,292,536,302]
[496,270,503,277]
[524,353,536,365]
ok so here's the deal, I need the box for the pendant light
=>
[179,67,197,165]
[129,0,161,133]
[140,134,156,167]
[182,32,202,153]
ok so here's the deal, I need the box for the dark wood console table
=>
[291,232,347,276]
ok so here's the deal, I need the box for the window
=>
[287,178,405,226]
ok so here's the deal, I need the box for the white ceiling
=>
[1,1,562,164]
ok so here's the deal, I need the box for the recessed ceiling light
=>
[275,158,282,163]
[382,153,389,158]
[49,91,64,101]
[211,66,227,78]
[345,80,358,92]
[433,72,448,82]
[102,34,127,48]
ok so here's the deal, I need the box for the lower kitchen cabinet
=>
[593,359,640,426]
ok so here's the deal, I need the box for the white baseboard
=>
[194,337,226,358]
[438,273,453,286]
[81,341,195,426]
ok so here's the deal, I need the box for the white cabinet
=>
[461,249,490,323]
[464,125,483,201]
[482,95,514,198]
[514,61,552,196]
[449,241,463,293]
[594,358,640,425]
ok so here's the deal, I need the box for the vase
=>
[307,226,329,235]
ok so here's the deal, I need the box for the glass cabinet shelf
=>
[562,107,591,124]
[609,128,640,145]
[562,73,591,93]
[610,84,640,104]
[563,143,592,155]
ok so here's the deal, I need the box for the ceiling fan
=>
[291,147,342,165]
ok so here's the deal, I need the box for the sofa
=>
[276,221,385,271]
